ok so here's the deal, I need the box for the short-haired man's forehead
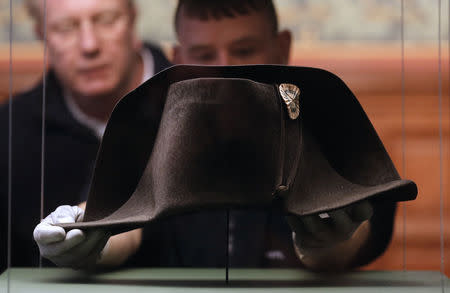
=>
[187,36,264,53]
[177,10,276,44]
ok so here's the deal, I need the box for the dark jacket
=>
[0,43,171,271]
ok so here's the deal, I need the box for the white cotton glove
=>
[33,205,110,269]
[286,200,373,258]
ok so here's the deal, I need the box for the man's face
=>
[40,0,137,99]
[174,9,291,66]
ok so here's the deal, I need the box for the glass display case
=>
[1,0,449,291]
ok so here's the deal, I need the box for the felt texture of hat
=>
[61,65,417,235]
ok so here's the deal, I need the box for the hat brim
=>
[60,65,417,235]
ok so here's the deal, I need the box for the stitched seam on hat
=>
[286,114,302,192]
[273,84,286,196]
[276,84,285,191]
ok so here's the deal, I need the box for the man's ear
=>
[276,29,292,65]
[172,44,182,64]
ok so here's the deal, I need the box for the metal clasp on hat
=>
[279,83,300,120]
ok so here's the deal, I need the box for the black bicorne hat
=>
[61,65,417,235]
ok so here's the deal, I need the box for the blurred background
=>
[0,0,449,273]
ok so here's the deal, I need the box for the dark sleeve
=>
[0,103,9,273]
[351,201,396,268]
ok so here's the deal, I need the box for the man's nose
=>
[79,22,100,56]
[216,52,235,66]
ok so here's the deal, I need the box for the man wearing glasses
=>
[0,0,170,271]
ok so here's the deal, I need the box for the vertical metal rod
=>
[446,0,450,281]
[226,209,229,284]
[39,0,48,269]
[437,0,445,291]
[447,0,450,274]
[447,0,450,283]
[400,0,407,272]
[7,0,13,291]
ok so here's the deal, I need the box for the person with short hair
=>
[173,0,291,66]
[163,0,394,271]
[0,0,171,272]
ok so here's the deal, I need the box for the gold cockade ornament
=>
[279,83,300,120]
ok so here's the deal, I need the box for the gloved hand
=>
[286,200,373,259]
[33,205,110,269]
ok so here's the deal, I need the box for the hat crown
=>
[60,65,417,233]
